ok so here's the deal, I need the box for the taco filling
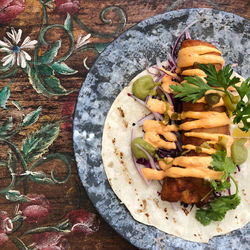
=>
[102,25,250,242]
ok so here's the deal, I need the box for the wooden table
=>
[0,0,249,249]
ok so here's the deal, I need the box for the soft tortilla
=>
[101,69,250,243]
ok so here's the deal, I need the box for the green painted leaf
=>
[94,43,109,54]
[44,75,73,95]
[28,171,54,184]
[52,62,77,75]
[5,190,29,202]
[11,100,23,110]
[22,122,60,163]
[28,66,73,97]
[0,86,10,108]
[64,13,72,31]
[38,64,54,76]
[23,106,42,127]
[39,40,61,64]
[0,116,13,136]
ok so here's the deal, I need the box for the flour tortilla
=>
[101,68,250,243]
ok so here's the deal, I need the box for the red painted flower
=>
[0,211,13,246]
[61,91,79,138]
[0,233,8,246]
[65,209,100,235]
[19,194,50,223]
[55,0,80,15]
[0,0,25,24]
[32,232,69,250]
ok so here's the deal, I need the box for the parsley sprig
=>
[170,64,250,131]
[195,150,240,226]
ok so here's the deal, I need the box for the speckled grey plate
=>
[73,8,250,250]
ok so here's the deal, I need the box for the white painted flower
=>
[0,28,37,69]
[75,33,91,49]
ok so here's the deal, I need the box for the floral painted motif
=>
[0,0,25,24]
[0,1,127,248]
[0,211,13,246]
[19,194,50,223]
[0,27,37,68]
[55,0,80,15]
[32,232,68,250]
[66,209,100,235]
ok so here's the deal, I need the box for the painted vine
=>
[0,0,127,248]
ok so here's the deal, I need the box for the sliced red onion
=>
[236,165,241,172]
[171,20,198,60]
[169,64,176,73]
[167,52,177,67]
[137,113,155,126]
[155,74,165,83]
[146,66,159,76]
[157,68,181,81]
[127,93,147,106]
[131,128,151,185]
[158,86,174,107]
[185,30,191,39]
[135,143,157,170]
[152,112,163,121]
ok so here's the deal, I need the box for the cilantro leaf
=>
[196,150,240,226]
[169,63,249,131]
[199,64,240,89]
[211,150,235,174]
[170,76,211,103]
[211,179,231,191]
[210,194,241,213]
[233,78,250,132]
[195,208,226,226]
[195,194,240,226]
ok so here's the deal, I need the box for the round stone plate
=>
[73,8,250,250]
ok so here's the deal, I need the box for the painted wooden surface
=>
[0,0,249,249]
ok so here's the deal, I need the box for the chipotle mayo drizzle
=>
[141,42,230,181]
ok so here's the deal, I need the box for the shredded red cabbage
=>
[135,143,157,170]
[171,20,198,61]
[137,113,155,126]
[136,158,151,168]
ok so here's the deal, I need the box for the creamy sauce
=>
[182,144,216,155]
[184,132,234,156]
[162,75,178,93]
[177,45,224,69]
[140,42,235,182]
[180,111,230,130]
[146,97,174,117]
[143,120,177,149]
[142,166,223,180]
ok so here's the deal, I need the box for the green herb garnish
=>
[195,150,241,226]
[170,64,250,131]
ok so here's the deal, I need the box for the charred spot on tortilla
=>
[123,119,128,128]
[117,107,125,117]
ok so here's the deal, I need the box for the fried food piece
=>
[178,39,223,73]
[161,177,211,204]
[160,39,228,204]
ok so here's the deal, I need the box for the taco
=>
[101,31,250,242]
